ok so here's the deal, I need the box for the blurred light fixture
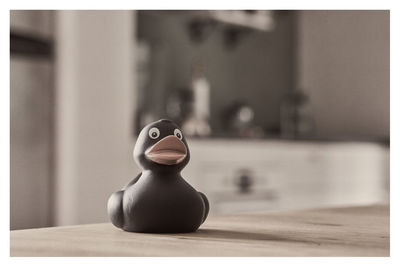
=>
[208,10,275,31]
[185,10,275,47]
[146,10,275,48]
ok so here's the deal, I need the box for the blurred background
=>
[10,10,389,230]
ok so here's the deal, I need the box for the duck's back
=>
[122,174,205,233]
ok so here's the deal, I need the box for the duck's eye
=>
[174,129,183,140]
[148,127,160,139]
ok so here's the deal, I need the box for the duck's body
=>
[107,119,209,233]
[121,171,207,233]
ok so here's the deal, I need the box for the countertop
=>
[10,205,389,256]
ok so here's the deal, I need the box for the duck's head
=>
[133,119,190,173]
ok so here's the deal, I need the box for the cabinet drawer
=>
[183,139,389,214]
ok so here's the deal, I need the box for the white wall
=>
[54,11,139,226]
[297,11,389,139]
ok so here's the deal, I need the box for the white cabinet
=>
[182,139,389,214]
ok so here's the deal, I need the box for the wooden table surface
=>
[10,205,389,257]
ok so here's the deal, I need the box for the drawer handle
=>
[235,170,254,194]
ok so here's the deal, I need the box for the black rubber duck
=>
[107,119,209,233]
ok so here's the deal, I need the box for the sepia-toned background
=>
[10,10,389,230]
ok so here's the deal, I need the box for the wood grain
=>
[10,205,389,257]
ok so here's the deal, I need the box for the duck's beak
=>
[145,135,187,165]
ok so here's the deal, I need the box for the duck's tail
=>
[198,192,209,224]
[107,190,125,229]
